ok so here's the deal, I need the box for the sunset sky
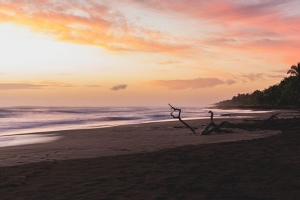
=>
[0,0,299,107]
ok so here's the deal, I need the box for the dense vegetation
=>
[216,63,300,108]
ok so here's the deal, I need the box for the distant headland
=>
[216,62,300,109]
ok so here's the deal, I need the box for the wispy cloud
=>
[227,79,237,85]
[272,69,289,74]
[146,77,236,90]
[0,0,189,53]
[128,0,300,63]
[86,85,101,87]
[268,74,287,79]
[241,72,286,82]
[242,73,265,82]
[129,0,297,26]
[147,70,285,90]
[1,0,299,62]
[158,61,182,65]
[111,84,128,91]
[0,81,74,90]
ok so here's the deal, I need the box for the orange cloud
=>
[146,77,236,90]
[1,0,299,67]
[0,0,189,52]
[0,81,74,90]
[86,85,101,88]
[158,61,182,65]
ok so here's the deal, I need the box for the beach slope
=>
[1,111,299,199]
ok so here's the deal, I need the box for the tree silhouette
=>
[287,62,300,77]
[216,62,300,108]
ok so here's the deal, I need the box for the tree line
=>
[216,62,300,108]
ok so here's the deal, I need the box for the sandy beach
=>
[0,112,282,167]
[1,110,299,199]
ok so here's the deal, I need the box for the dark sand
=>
[0,111,300,199]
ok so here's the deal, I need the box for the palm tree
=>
[287,62,300,77]
[287,62,300,105]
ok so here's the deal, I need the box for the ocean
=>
[0,106,271,136]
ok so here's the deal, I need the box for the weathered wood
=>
[200,111,253,135]
[169,104,196,134]
[169,108,285,135]
[208,110,214,122]
[200,121,253,135]
[262,113,280,124]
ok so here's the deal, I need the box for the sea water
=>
[0,106,271,136]
[0,106,272,147]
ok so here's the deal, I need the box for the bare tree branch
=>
[169,104,196,134]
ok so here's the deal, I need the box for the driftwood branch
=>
[169,107,286,135]
[200,121,253,135]
[260,113,300,129]
[263,113,280,124]
[169,104,196,134]
[200,112,300,135]
[203,113,283,134]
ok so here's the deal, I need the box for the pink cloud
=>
[147,77,236,90]
[240,72,286,82]
[128,0,300,63]
[1,0,299,64]
[242,73,265,82]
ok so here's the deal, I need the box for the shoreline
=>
[0,107,279,137]
[1,111,300,199]
[0,111,286,167]
[0,106,284,137]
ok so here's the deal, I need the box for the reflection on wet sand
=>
[0,134,62,148]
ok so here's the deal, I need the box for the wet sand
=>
[0,110,299,199]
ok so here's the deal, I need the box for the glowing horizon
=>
[0,0,299,107]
